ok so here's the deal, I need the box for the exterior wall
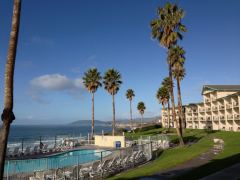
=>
[217,91,237,98]
[163,88,240,132]
[95,135,126,148]
[161,108,183,128]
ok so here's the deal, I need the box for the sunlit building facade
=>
[162,85,240,131]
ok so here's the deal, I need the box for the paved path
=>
[139,145,222,180]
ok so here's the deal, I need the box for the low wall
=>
[95,135,126,148]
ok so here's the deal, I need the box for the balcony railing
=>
[233,102,239,107]
[213,116,219,121]
[234,114,240,120]
[199,108,205,112]
[211,96,217,101]
[199,117,205,121]
[219,105,225,110]
[226,104,232,109]
[227,115,233,120]
[220,116,225,120]
[206,116,211,121]
[206,107,211,112]
[205,98,211,103]
[193,117,198,121]
[212,106,218,111]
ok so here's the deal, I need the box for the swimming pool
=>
[5,149,111,175]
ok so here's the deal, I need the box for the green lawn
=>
[108,129,240,180]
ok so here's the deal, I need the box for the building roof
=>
[202,85,240,94]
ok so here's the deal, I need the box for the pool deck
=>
[6,145,117,161]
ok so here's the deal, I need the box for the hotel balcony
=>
[193,117,198,121]
[206,116,211,121]
[213,116,219,121]
[205,98,211,103]
[199,108,205,113]
[227,115,233,120]
[192,110,198,113]
[206,107,211,112]
[199,117,205,121]
[219,105,225,110]
[234,114,240,120]
[211,96,217,101]
[233,102,239,107]
[212,106,218,111]
[226,104,232,109]
[220,115,225,121]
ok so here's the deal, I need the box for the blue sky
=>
[0,0,240,124]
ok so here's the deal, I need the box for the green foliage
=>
[82,68,102,93]
[137,101,146,115]
[107,130,240,180]
[103,69,122,95]
[150,2,187,48]
[126,89,135,101]
[156,86,169,106]
[161,77,173,91]
[134,124,162,133]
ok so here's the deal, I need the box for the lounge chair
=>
[24,146,31,156]
[32,145,40,154]
[89,160,101,179]
[42,144,49,153]
[12,147,20,157]
[55,168,65,180]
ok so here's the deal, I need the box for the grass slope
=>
[108,129,240,180]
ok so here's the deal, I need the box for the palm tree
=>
[156,86,170,128]
[82,68,102,139]
[0,0,21,178]
[126,89,135,130]
[161,77,173,128]
[137,102,146,129]
[171,46,186,132]
[103,69,122,136]
[151,2,186,146]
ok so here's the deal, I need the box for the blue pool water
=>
[5,149,111,175]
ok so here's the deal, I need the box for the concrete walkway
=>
[200,163,240,180]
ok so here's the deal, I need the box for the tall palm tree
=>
[137,102,146,129]
[171,46,186,132]
[82,68,102,139]
[103,69,122,136]
[156,86,170,128]
[126,89,135,130]
[151,2,186,146]
[0,0,21,178]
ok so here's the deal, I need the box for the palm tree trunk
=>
[112,94,115,136]
[130,100,133,130]
[167,100,170,129]
[141,114,143,129]
[0,0,21,178]
[91,93,95,139]
[177,77,184,135]
[168,63,184,146]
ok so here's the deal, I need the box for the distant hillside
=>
[69,120,110,126]
[116,116,160,124]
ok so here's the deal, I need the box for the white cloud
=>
[29,74,84,103]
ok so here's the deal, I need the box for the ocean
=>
[7,125,112,149]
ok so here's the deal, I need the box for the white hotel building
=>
[162,85,240,132]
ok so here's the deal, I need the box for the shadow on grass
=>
[112,153,240,180]
[171,135,203,145]
[175,153,240,179]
